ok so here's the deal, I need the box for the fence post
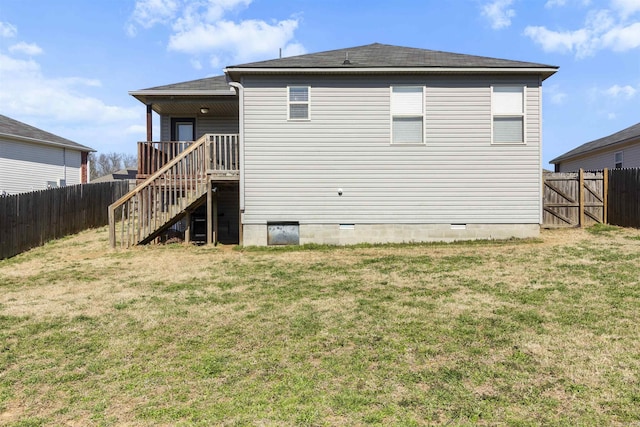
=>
[603,168,608,225]
[579,168,585,227]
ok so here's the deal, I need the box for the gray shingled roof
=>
[0,114,94,152]
[227,43,557,70]
[550,122,640,164]
[134,44,557,95]
[141,75,231,91]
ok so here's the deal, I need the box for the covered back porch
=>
[109,76,242,246]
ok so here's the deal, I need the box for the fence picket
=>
[608,168,640,227]
[0,181,128,259]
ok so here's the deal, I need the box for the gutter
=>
[225,66,559,81]
[128,89,236,96]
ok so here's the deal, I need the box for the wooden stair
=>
[108,134,239,248]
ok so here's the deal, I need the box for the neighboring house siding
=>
[160,116,239,140]
[241,75,541,225]
[0,138,83,194]
[557,141,640,171]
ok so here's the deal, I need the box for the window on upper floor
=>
[492,85,525,144]
[391,86,424,144]
[614,151,623,169]
[288,86,310,120]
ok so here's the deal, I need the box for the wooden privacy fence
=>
[0,181,129,259]
[543,168,640,228]
[543,170,606,227]
[608,168,640,227]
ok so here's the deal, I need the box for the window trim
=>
[491,84,526,145]
[614,151,623,169]
[287,85,310,121]
[390,85,425,145]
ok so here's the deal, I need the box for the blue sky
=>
[0,0,638,167]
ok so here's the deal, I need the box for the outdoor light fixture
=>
[200,107,209,114]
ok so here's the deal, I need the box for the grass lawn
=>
[0,224,639,426]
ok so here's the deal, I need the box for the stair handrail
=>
[108,134,208,247]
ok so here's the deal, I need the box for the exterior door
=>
[171,118,195,156]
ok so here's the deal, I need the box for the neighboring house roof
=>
[0,114,94,152]
[550,122,640,164]
[225,43,558,80]
[92,168,137,183]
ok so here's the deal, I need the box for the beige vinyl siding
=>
[160,116,239,140]
[241,75,542,225]
[557,140,640,172]
[0,138,83,195]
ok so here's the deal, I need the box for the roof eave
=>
[129,89,235,96]
[0,132,95,152]
[129,89,237,106]
[225,66,558,80]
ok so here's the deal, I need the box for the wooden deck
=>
[137,134,240,179]
[110,134,240,248]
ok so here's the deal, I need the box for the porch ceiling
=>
[133,94,239,117]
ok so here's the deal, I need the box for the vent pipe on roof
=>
[343,52,351,65]
[279,48,282,59]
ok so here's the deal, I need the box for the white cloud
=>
[190,58,203,70]
[523,26,589,55]
[601,22,640,50]
[169,18,302,63]
[545,0,593,7]
[128,0,305,69]
[545,0,568,8]
[125,124,148,135]
[8,42,43,56]
[481,0,516,30]
[281,42,305,58]
[546,85,568,104]
[524,5,640,57]
[611,0,640,18]
[202,0,252,22]
[0,34,143,153]
[0,21,17,38]
[0,52,138,124]
[126,0,180,36]
[604,84,637,98]
[551,92,568,104]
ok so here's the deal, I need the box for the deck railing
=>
[208,134,239,173]
[138,134,239,177]
[138,141,191,177]
[110,134,239,248]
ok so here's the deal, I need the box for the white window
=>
[391,86,424,144]
[492,85,525,144]
[288,86,309,120]
[614,151,623,169]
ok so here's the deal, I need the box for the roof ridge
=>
[225,42,558,70]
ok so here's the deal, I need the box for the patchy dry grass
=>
[1,226,639,426]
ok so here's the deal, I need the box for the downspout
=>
[538,75,543,226]
[228,80,245,215]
